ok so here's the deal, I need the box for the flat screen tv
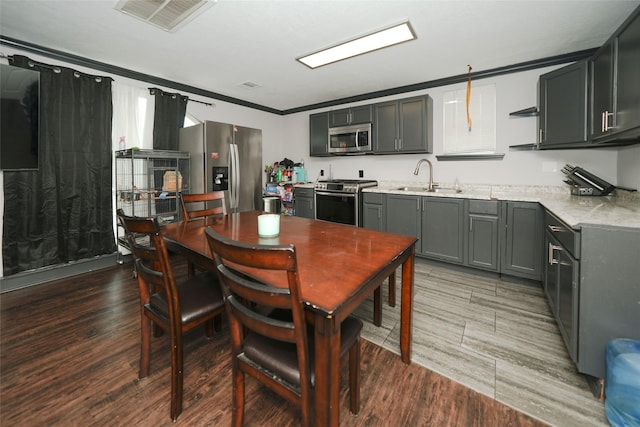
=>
[0,63,40,171]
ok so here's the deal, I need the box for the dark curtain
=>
[2,55,116,276]
[151,88,188,150]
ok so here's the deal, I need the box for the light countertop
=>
[365,182,640,230]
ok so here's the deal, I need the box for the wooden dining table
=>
[162,211,417,427]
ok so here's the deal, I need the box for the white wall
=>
[617,144,640,190]
[280,65,627,188]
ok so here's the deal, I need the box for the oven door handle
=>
[315,191,356,198]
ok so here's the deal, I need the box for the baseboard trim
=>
[0,253,121,293]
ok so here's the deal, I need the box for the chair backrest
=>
[117,209,181,330]
[204,227,312,394]
[181,191,227,221]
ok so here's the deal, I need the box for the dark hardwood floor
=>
[0,257,546,426]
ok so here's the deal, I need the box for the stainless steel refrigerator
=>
[179,121,262,213]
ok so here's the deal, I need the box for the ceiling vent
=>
[115,0,215,32]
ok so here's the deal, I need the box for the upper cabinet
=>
[309,94,433,157]
[589,8,640,144]
[373,95,433,154]
[329,105,372,127]
[309,112,330,157]
[538,60,589,148]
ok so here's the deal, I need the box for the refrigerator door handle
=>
[230,143,240,211]
[233,144,242,210]
[228,146,236,211]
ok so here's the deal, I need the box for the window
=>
[112,83,154,150]
[183,113,200,127]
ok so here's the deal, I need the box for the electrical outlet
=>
[358,170,364,178]
[320,169,324,176]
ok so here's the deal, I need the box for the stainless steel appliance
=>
[314,179,377,226]
[328,123,372,154]
[179,121,262,213]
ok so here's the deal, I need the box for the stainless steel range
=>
[314,179,378,227]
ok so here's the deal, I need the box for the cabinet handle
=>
[604,111,614,132]
[469,217,473,232]
[548,242,562,265]
[539,128,543,144]
[601,111,606,133]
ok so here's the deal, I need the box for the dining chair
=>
[181,191,227,220]
[204,227,363,427]
[116,209,226,422]
[180,191,227,277]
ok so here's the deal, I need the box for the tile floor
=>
[352,258,608,427]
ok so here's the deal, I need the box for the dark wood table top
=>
[162,211,417,318]
[163,211,417,426]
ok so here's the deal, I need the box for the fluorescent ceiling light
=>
[297,21,416,69]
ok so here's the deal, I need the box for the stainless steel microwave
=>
[328,123,372,154]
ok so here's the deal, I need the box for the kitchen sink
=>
[395,186,462,194]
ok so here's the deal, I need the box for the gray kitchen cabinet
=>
[362,192,385,231]
[373,95,433,154]
[538,60,589,148]
[421,197,464,264]
[576,225,640,379]
[309,112,330,157]
[543,213,640,381]
[373,101,398,152]
[590,7,640,143]
[329,105,372,127]
[501,201,543,281]
[294,186,314,219]
[544,211,580,362]
[466,200,500,271]
[385,194,420,238]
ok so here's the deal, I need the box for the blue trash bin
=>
[605,339,640,427]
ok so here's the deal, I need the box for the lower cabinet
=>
[545,231,580,360]
[421,197,464,263]
[576,225,640,379]
[294,186,314,219]
[466,200,500,271]
[544,212,640,380]
[362,193,385,231]
[369,194,541,280]
[501,201,543,281]
[385,194,420,237]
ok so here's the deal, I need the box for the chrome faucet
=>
[413,158,434,191]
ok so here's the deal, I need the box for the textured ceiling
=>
[1,0,639,112]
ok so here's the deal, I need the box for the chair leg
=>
[205,319,214,337]
[388,272,396,307]
[170,333,184,422]
[204,315,222,337]
[153,322,164,338]
[349,338,361,414]
[373,286,382,327]
[232,362,245,427]
[139,315,151,378]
